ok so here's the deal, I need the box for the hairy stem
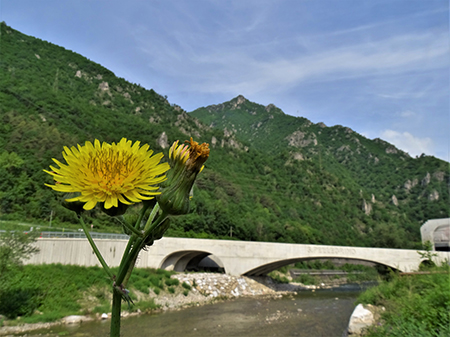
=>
[110,287,122,337]
[78,215,113,279]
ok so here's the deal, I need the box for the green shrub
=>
[148,275,164,289]
[156,269,173,278]
[165,278,180,287]
[358,265,450,337]
[133,280,150,294]
[168,287,175,294]
[0,286,41,319]
[268,271,289,284]
[182,282,191,290]
[294,274,316,285]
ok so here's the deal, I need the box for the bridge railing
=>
[39,231,130,240]
[0,230,130,240]
[290,269,363,277]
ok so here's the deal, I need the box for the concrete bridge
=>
[26,237,450,275]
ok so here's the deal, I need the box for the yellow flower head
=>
[44,138,170,211]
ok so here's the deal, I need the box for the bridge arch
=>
[159,250,225,273]
[243,256,401,276]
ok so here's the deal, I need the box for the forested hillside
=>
[1,22,448,249]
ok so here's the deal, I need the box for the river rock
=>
[172,273,276,299]
[347,304,374,335]
[63,315,92,324]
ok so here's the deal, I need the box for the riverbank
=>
[0,264,378,336]
[12,288,361,337]
[0,272,298,336]
[354,265,449,336]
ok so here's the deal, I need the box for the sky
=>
[1,0,449,161]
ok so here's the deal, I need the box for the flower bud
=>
[157,138,209,216]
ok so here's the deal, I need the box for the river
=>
[26,288,362,337]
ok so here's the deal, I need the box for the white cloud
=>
[398,110,417,118]
[380,129,434,157]
[137,29,449,97]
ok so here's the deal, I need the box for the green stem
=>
[78,214,113,280]
[143,203,160,232]
[110,287,122,337]
[135,203,151,229]
[115,237,144,286]
[116,203,150,279]
[121,220,143,237]
[110,204,150,337]
[122,254,139,287]
[143,210,168,238]
[116,208,168,286]
[117,235,136,280]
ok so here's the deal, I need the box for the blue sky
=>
[2,0,449,161]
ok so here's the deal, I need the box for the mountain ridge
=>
[1,22,448,249]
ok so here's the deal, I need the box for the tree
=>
[0,231,40,280]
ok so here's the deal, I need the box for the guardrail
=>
[0,230,130,240]
[290,269,363,277]
[39,231,130,240]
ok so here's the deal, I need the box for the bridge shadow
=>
[160,250,225,273]
[243,257,399,276]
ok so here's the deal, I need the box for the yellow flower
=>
[44,138,170,211]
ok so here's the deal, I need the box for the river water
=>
[27,288,361,337]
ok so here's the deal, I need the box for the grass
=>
[0,264,181,324]
[357,264,450,337]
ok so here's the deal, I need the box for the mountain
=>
[190,95,449,247]
[1,22,448,249]
[0,21,220,227]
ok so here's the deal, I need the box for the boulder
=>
[347,304,374,335]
